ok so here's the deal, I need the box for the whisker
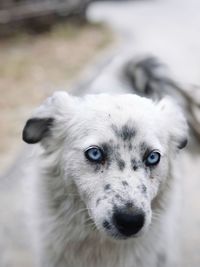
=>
[67,208,89,224]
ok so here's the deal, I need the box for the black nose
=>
[113,208,145,237]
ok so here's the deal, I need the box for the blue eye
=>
[145,151,161,166]
[85,146,104,163]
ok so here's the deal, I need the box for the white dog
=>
[23,57,187,267]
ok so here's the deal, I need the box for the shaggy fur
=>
[23,57,188,267]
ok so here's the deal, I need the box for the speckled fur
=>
[24,68,187,267]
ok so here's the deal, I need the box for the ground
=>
[0,22,112,173]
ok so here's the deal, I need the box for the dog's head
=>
[23,92,187,240]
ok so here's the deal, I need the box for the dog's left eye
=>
[145,150,161,166]
[84,146,105,163]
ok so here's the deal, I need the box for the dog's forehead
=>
[76,94,162,149]
[80,94,159,124]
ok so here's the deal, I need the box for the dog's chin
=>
[101,227,146,241]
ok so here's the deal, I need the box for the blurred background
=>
[0,0,200,266]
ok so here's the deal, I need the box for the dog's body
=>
[23,57,187,267]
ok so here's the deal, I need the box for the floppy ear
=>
[23,117,54,144]
[157,97,188,150]
[22,91,74,146]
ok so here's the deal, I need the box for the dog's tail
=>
[123,56,180,99]
[123,56,200,142]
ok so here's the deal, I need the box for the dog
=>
[22,57,188,267]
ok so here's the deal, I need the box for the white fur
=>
[25,88,187,267]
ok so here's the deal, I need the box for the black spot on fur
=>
[133,165,138,171]
[140,142,148,155]
[103,220,112,230]
[117,159,125,171]
[96,198,101,206]
[115,194,124,203]
[122,181,128,186]
[101,142,113,169]
[111,124,136,141]
[131,158,140,171]
[101,143,113,155]
[128,143,133,151]
[101,142,126,170]
[23,117,54,144]
[141,184,147,193]
[104,184,111,191]
[121,125,136,141]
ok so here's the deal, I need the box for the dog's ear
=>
[22,91,75,146]
[23,117,54,144]
[157,97,188,150]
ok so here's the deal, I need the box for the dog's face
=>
[23,92,187,240]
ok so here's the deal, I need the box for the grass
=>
[0,21,113,173]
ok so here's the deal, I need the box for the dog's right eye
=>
[84,146,105,163]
